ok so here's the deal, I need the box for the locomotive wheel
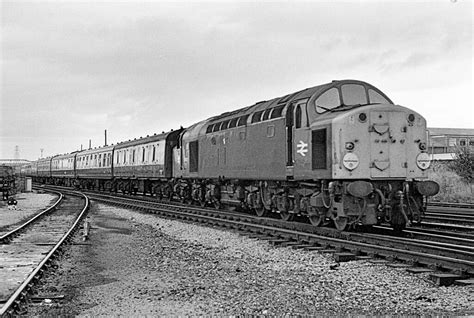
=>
[280,211,294,222]
[255,206,268,217]
[334,217,348,231]
[309,214,324,227]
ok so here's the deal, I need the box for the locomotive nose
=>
[366,109,430,178]
[333,105,431,180]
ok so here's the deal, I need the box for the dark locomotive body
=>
[26,80,439,231]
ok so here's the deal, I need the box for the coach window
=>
[341,84,367,105]
[206,124,214,133]
[142,147,146,162]
[368,89,390,104]
[212,123,220,132]
[315,88,340,113]
[99,154,102,167]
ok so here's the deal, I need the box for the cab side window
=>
[295,105,302,129]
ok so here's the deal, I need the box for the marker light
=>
[345,142,355,151]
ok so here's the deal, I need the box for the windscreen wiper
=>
[316,103,371,113]
[328,103,371,112]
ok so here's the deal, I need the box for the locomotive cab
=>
[289,80,439,230]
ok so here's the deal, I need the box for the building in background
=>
[0,159,31,196]
[0,159,31,173]
[428,128,474,161]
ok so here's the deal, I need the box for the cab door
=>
[291,100,312,179]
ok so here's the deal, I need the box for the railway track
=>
[38,185,473,285]
[425,206,474,222]
[429,202,474,209]
[421,204,474,231]
[0,190,89,317]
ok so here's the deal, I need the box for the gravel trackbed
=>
[26,202,473,316]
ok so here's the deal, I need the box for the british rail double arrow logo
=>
[297,141,308,156]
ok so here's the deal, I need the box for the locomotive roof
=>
[206,79,388,123]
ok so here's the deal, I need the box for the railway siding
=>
[0,191,89,316]
[0,192,58,236]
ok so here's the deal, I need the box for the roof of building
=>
[428,128,474,137]
[0,159,31,167]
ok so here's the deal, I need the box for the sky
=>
[1,0,472,160]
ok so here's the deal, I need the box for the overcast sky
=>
[1,0,472,160]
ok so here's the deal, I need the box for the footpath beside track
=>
[0,189,90,317]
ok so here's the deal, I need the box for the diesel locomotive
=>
[24,79,439,231]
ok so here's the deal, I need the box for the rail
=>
[0,191,90,317]
[0,191,63,243]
